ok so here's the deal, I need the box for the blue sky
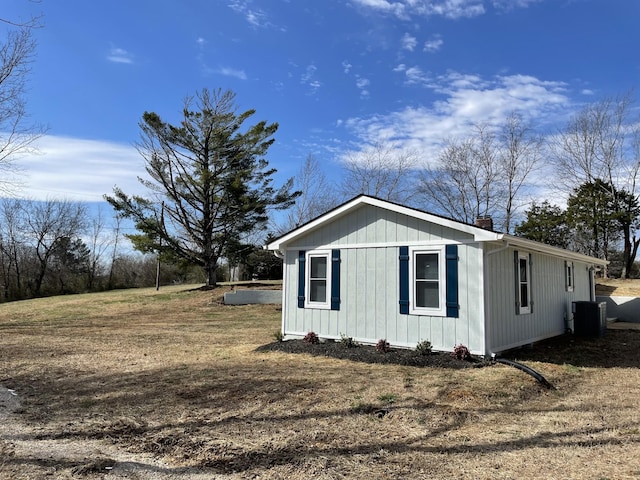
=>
[3,0,639,205]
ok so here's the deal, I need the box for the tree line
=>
[0,198,209,302]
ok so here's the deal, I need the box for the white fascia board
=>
[266,195,502,250]
[500,234,609,266]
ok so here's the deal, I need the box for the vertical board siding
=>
[282,242,486,355]
[287,204,466,248]
[485,244,595,353]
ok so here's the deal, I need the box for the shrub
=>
[415,340,432,356]
[376,338,390,353]
[340,333,359,348]
[273,330,284,342]
[303,331,319,344]
[451,344,472,361]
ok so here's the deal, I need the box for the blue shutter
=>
[445,244,459,318]
[529,253,533,313]
[514,250,520,314]
[399,246,409,314]
[331,249,341,310]
[297,251,306,308]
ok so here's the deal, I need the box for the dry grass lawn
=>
[1,284,640,479]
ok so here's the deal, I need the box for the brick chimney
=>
[475,216,494,231]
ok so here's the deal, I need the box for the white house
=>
[266,195,608,357]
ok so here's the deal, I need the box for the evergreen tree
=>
[565,179,621,264]
[105,88,298,287]
[515,201,570,248]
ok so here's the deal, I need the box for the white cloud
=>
[107,47,134,64]
[228,0,278,29]
[396,64,433,86]
[342,72,570,164]
[492,0,541,11]
[352,0,485,19]
[342,60,353,74]
[423,0,485,19]
[423,35,443,52]
[356,76,371,97]
[351,0,407,18]
[356,77,370,89]
[301,64,322,94]
[352,0,541,19]
[401,33,417,51]
[14,136,146,202]
[217,66,248,80]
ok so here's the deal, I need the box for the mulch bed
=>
[257,328,640,369]
[256,339,486,369]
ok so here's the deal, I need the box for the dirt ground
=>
[595,277,640,296]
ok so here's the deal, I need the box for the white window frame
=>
[517,253,531,315]
[305,250,331,309]
[565,261,574,292]
[409,246,446,316]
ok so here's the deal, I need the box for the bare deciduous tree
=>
[0,198,27,299]
[552,94,634,188]
[277,154,337,233]
[0,14,45,193]
[22,199,87,296]
[551,92,640,277]
[417,118,542,232]
[340,142,417,203]
[498,113,543,233]
[86,207,113,290]
[416,125,500,224]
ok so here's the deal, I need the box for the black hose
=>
[493,357,555,389]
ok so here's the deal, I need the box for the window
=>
[516,252,532,314]
[565,261,574,292]
[298,249,340,310]
[308,253,329,305]
[399,245,458,317]
[409,247,446,316]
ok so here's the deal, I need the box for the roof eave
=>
[500,234,609,266]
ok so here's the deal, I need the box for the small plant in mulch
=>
[340,333,359,348]
[376,339,391,353]
[273,329,284,342]
[451,344,472,361]
[303,331,320,344]
[415,340,432,356]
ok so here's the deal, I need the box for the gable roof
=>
[267,195,608,266]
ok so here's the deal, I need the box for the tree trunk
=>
[205,263,217,288]
[623,235,640,279]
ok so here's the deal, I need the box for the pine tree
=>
[105,88,298,287]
